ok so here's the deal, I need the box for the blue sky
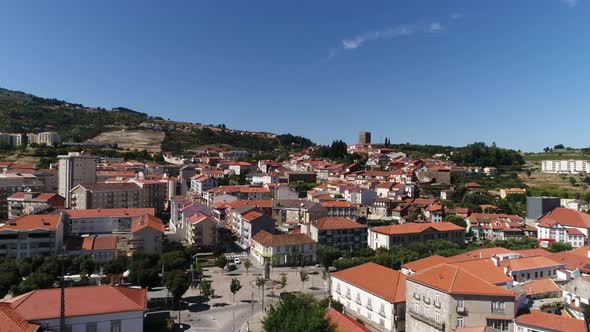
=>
[1,0,588,152]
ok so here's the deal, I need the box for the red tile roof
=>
[371,222,464,236]
[538,208,590,228]
[242,211,265,222]
[516,310,588,332]
[252,230,315,247]
[500,256,562,271]
[131,214,165,233]
[522,278,560,296]
[5,286,146,321]
[447,247,515,262]
[0,214,62,232]
[449,258,513,285]
[321,201,355,208]
[313,217,367,230]
[66,208,155,218]
[408,264,515,297]
[325,308,371,332]
[548,251,590,273]
[331,262,406,303]
[0,303,40,332]
[401,255,450,273]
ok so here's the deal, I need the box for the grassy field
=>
[92,128,165,152]
[524,152,590,161]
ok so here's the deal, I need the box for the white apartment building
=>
[251,230,316,266]
[0,214,65,258]
[0,133,23,146]
[58,152,98,208]
[27,131,61,146]
[541,159,590,174]
[537,208,590,248]
[331,262,406,332]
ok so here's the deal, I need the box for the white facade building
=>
[541,159,590,174]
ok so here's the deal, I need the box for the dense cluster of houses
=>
[2,142,590,331]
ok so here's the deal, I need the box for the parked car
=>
[234,258,241,264]
[226,263,237,272]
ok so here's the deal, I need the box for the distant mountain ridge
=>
[0,87,315,152]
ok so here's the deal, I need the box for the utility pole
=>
[59,247,66,331]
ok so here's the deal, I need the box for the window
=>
[487,319,509,331]
[435,312,440,322]
[86,323,97,332]
[457,317,465,328]
[111,320,121,332]
[492,301,505,313]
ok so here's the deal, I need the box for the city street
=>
[163,258,328,332]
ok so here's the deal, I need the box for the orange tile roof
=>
[313,217,367,230]
[66,208,155,218]
[321,201,355,208]
[548,251,590,273]
[447,247,515,262]
[0,214,61,232]
[521,278,560,296]
[516,310,588,332]
[408,263,515,297]
[500,256,562,271]
[371,222,464,236]
[226,199,272,209]
[538,207,590,228]
[252,230,315,246]
[325,308,371,332]
[450,258,513,285]
[6,286,146,321]
[131,214,165,233]
[570,245,589,258]
[242,211,265,222]
[515,248,552,257]
[402,255,450,273]
[0,303,40,332]
[331,262,406,303]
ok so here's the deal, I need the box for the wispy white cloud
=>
[561,0,578,7]
[450,13,463,20]
[429,22,443,33]
[341,25,414,50]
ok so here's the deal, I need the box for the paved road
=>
[160,258,328,331]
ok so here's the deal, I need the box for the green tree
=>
[262,293,334,332]
[193,259,203,281]
[160,251,188,271]
[256,277,266,309]
[316,246,341,270]
[244,258,252,275]
[200,279,215,304]
[215,255,228,274]
[443,215,468,228]
[230,278,242,302]
[569,177,577,186]
[299,269,309,291]
[165,270,190,305]
[0,261,20,297]
[548,242,573,253]
[280,274,288,288]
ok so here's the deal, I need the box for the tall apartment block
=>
[58,152,98,208]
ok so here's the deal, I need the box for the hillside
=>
[0,88,315,153]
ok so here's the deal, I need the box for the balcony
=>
[423,295,431,304]
[378,309,386,317]
[408,306,445,331]
[456,305,466,313]
[366,304,372,311]
[434,300,441,308]
[355,298,361,305]
[413,292,420,300]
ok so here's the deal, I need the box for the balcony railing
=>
[366,304,372,311]
[434,300,441,308]
[378,309,386,317]
[355,298,361,305]
[423,295,431,304]
[346,293,351,300]
[408,306,445,330]
[456,305,465,313]
[413,292,420,300]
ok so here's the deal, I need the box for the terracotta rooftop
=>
[548,251,590,274]
[500,256,563,271]
[325,308,371,332]
[516,310,588,332]
[370,222,464,236]
[538,207,590,228]
[313,217,367,230]
[0,214,62,232]
[401,255,450,273]
[0,303,40,332]
[131,214,165,233]
[408,263,515,297]
[242,211,265,222]
[521,278,560,296]
[4,286,146,321]
[321,201,355,208]
[252,230,315,247]
[447,247,515,262]
[331,262,406,303]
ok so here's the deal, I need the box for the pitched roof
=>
[252,230,315,246]
[75,182,141,192]
[521,278,561,296]
[538,207,590,228]
[516,310,588,332]
[500,256,563,271]
[447,247,515,262]
[0,214,61,232]
[7,192,63,203]
[66,208,155,218]
[0,303,40,332]
[548,251,590,273]
[188,212,216,225]
[450,258,513,285]
[331,262,406,303]
[321,201,355,208]
[570,245,589,258]
[5,286,146,321]
[407,263,515,297]
[370,222,464,236]
[242,211,265,222]
[401,255,450,273]
[131,214,165,233]
[325,308,371,332]
[313,217,367,230]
